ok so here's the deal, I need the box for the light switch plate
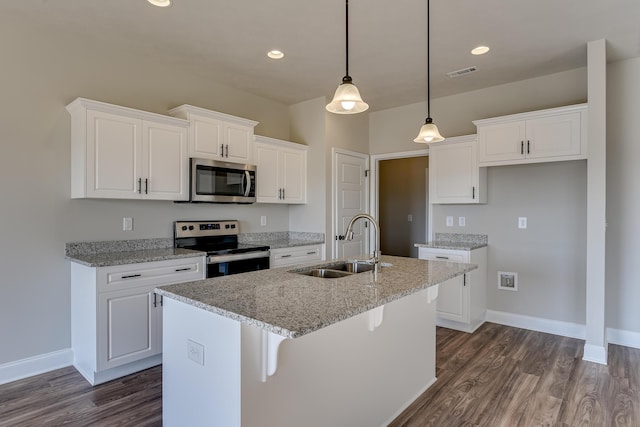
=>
[260,216,267,226]
[446,216,454,227]
[518,217,527,229]
[122,217,133,231]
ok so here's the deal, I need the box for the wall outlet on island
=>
[187,339,204,366]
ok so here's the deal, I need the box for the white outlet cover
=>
[518,217,527,229]
[407,214,413,222]
[122,217,133,231]
[459,217,466,227]
[187,339,204,365]
[260,215,267,226]
[446,216,454,227]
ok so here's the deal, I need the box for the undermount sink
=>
[292,261,375,279]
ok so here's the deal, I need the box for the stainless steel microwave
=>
[189,158,256,203]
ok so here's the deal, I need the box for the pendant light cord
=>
[427,0,431,119]
[345,0,350,78]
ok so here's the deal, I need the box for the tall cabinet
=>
[66,98,189,201]
[254,135,308,204]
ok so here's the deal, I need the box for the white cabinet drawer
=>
[98,257,205,292]
[270,244,324,268]
[417,248,468,263]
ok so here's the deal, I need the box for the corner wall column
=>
[584,39,607,364]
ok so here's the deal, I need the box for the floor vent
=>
[447,66,478,78]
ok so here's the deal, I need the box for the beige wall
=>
[0,12,292,364]
[606,56,640,333]
[379,157,429,257]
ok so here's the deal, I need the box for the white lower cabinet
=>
[418,246,487,332]
[71,256,205,385]
[270,244,324,268]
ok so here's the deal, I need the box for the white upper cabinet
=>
[254,135,308,204]
[67,98,189,201]
[474,104,587,166]
[169,105,258,164]
[429,135,487,204]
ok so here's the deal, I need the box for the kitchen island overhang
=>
[156,255,476,427]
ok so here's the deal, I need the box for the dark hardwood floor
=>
[1,323,638,426]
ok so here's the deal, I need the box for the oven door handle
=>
[207,250,270,264]
[243,171,251,197]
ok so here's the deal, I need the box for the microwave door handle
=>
[243,171,251,197]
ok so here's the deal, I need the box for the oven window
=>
[207,257,270,278]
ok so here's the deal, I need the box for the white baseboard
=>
[583,343,608,365]
[382,376,437,427]
[0,349,73,386]
[485,309,586,340]
[607,327,640,349]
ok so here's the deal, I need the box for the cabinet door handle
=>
[527,140,530,154]
[472,186,475,199]
[137,178,142,194]
[220,143,225,157]
[435,256,449,260]
[307,251,317,255]
[463,274,467,287]
[153,293,157,308]
[160,295,163,306]
[144,178,148,194]
[521,141,524,155]
[282,188,285,199]
[225,144,229,158]
[281,254,292,258]
[121,273,142,279]
[175,267,192,272]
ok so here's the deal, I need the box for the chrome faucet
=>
[343,213,381,274]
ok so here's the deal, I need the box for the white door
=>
[334,150,369,259]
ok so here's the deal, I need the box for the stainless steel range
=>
[174,220,270,278]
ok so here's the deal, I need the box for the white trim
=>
[369,149,431,243]
[485,309,586,340]
[583,344,608,365]
[0,349,73,386]
[607,327,640,350]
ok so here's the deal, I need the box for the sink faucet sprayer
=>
[343,213,381,274]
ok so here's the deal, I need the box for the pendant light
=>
[326,0,369,114]
[414,0,445,143]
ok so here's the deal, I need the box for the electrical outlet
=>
[407,214,413,222]
[446,216,454,227]
[260,216,267,226]
[187,339,204,365]
[498,271,518,291]
[518,217,527,229]
[122,217,133,231]
[459,216,466,227]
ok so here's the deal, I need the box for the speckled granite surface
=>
[65,239,205,267]
[156,255,475,339]
[415,233,488,250]
[239,231,324,249]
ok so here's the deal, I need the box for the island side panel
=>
[162,298,241,427]
[241,286,437,427]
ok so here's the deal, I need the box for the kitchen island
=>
[155,255,475,427]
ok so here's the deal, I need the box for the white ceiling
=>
[4,0,640,111]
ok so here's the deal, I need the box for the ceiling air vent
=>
[447,66,477,78]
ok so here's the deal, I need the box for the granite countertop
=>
[264,239,325,250]
[66,248,206,268]
[155,255,476,339]
[415,233,488,251]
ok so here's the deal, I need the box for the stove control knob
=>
[189,225,194,230]
[181,226,188,231]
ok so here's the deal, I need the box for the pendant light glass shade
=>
[326,76,369,114]
[414,0,445,143]
[414,118,444,143]
[326,0,369,114]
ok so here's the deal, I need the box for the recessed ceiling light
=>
[471,46,490,55]
[147,0,172,7]
[267,50,284,60]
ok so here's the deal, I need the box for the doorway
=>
[371,150,430,259]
